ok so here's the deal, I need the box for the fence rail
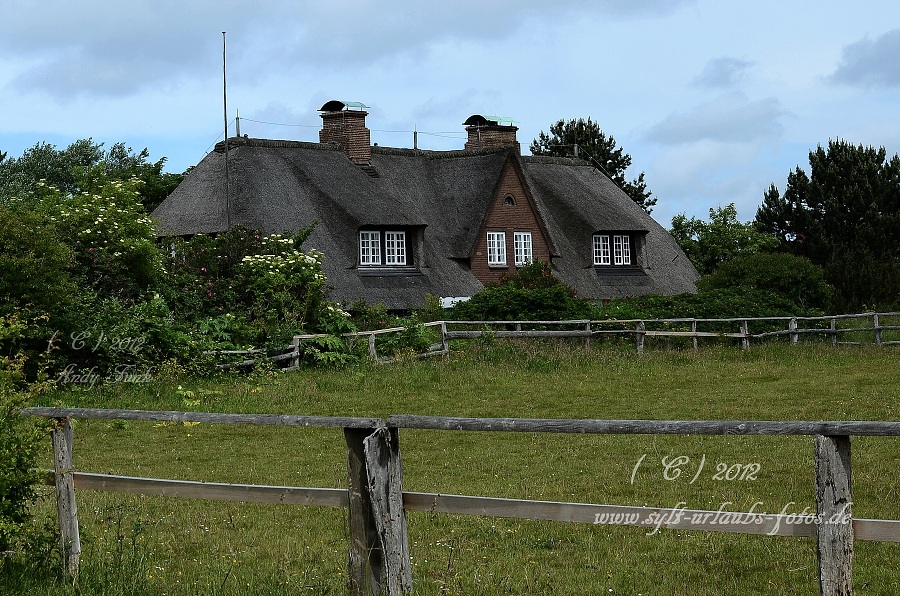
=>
[200,313,898,370]
[24,406,900,595]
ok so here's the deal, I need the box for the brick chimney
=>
[463,115,520,152]
[319,100,372,164]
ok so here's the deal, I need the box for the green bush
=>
[594,288,802,321]
[29,177,164,300]
[452,261,593,321]
[0,320,54,571]
[698,252,833,312]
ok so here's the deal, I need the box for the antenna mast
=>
[223,31,231,230]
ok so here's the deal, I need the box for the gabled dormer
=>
[469,152,553,284]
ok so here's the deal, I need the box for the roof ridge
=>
[522,155,592,166]
[214,137,340,153]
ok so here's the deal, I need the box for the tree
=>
[530,118,657,213]
[755,139,900,311]
[0,139,183,211]
[670,204,779,275]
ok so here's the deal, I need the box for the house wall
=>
[470,160,551,284]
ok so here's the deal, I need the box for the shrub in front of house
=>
[698,252,833,312]
[451,261,594,321]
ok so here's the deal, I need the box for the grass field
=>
[7,341,900,595]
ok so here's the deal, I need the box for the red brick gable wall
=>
[470,160,551,284]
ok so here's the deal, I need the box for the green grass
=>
[8,342,900,594]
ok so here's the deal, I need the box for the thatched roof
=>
[152,138,698,308]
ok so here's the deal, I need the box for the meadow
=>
[8,340,900,595]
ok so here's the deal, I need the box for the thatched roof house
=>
[152,101,698,309]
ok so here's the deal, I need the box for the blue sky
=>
[2,0,898,226]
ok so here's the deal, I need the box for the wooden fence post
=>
[290,336,300,369]
[345,428,383,594]
[364,428,412,594]
[814,434,853,596]
[691,319,698,350]
[830,318,838,347]
[873,313,882,346]
[585,321,592,349]
[740,320,750,350]
[790,317,799,345]
[52,417,81,579]
[344,427,412,595]
[635,321,645,355]
[368,333,377,361]
[440,321,449,355]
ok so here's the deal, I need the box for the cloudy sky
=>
[2,0,898,225]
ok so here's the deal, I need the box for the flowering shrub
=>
[29,177,163,298]
[167,225,353,351]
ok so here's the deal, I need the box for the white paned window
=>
[384,231,406,265]
[487,231,507,266]
[592,234,610,265]
[613,234,631,265]
[359,231,381,265]
[514,232,533,266]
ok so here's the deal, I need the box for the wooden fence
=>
[24,406,900,595]
[442,311,900,354]
[202,312,899,370]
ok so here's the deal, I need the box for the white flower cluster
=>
[326,304,350,317]
[240,247,325,278]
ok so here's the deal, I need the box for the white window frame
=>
[359,230,382,266]
[384,231,406,266]
[613,234,631,265]
[594,234,632,266]
[487,231,507,266]
[514,231,533,266]
[593,234,610,265]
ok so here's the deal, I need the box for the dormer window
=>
[593,233,633,266]
[503,195,516,206]
[359,229,408,266]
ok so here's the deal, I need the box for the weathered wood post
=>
[873,313,882,346]
[290,336,301,369]
[368,333,377,361]
[830,317,838,347]
[364,428,412,594]
[814,434,853,596]
[691,319,698,350]
[344,427,412,595]
[789,317,799,345]
[740,320,750,350]
[52,417,81,579]
[440,321,449,355]
[584,320,592,349]
[635,321,646,355]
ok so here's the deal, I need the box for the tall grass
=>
[11,342,900,594]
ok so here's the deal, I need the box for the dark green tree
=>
[530,118,657,213]
[670,203,779,275]
[0,139,183,211]
[755,140,900,311]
